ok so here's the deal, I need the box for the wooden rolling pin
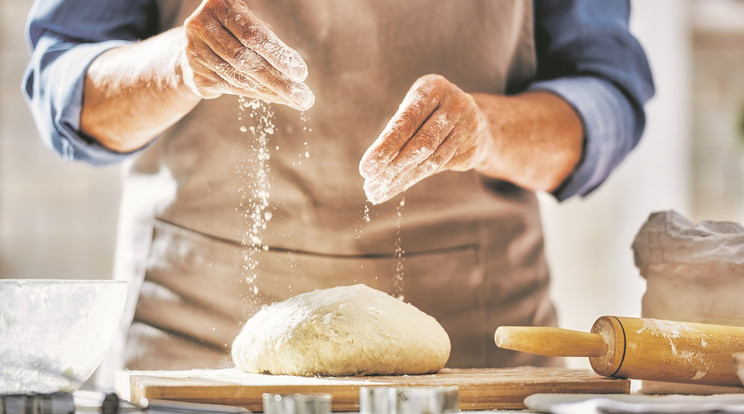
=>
[495,316,744,387]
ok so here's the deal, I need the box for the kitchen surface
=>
[3,0,744,413]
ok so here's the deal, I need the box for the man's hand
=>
[182,0,314,110]
[359,74,584,205]
[359,75,493,204]
[81,0,315,153]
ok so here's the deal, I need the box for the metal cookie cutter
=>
[262,393,332,414]
[0,393,74,414]
[359,386,459,414]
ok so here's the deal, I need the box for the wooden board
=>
[116,367,629,411]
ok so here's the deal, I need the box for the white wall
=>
[0,1,121,280]
[542,0,692,368]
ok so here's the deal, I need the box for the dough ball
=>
[231,284,451,376]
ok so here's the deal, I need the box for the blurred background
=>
[1,0,743,368]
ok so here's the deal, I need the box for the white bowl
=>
[0,279,127,393]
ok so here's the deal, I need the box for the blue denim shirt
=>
[22,0,654,201]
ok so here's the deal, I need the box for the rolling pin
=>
[495,316,744,387]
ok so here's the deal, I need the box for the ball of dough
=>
[231,284,451,376]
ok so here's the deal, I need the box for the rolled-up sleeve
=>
[22,0,159,165]
[528,0,655,200]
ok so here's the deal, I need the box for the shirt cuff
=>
[527,76,636,201]
[30,39,143,165]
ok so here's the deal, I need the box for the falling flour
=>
[393,197,405,300]
[236,97,275,311]
[353,204,371,240]
[234,100,314,311]
[234,97,408,310]
[301,111,311,159]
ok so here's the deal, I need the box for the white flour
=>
[0,280,126,393]
[636,319,714,375]
[236,97,275,309]
[393,197,406,300]
[234,100,314,310]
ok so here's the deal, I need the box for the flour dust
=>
[235,100,313,311]
[356,197,405,301]
[292,111,311,166]
[353,204,372,240]
[302,111,311,159]
[236,97,274,311]
[393,197,405,300]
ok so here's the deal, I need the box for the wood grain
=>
[116,367,629,411]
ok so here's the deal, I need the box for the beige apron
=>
[110,0,559,373]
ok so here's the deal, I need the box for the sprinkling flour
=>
[236,97,275,310]
[394,197,405,300]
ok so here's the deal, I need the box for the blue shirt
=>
[22,0,654,201]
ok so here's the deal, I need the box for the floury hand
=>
[359,74,492,205]
[181,0,314,110]
[359,74,585,205]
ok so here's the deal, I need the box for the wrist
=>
[470,92,583,192]
[170,27,209,101]
[469,108,497,172]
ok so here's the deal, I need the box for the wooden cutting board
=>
[116,367,629,411]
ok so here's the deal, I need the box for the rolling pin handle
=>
[495,326,607,358]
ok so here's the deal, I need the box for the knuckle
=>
[184,41,203,61]
[409,74,449,105]
[418,73,444,84]
[184,18,212,42]
[183,17,200,37]
[415,130,439,152]
[232,48,259,69]
[192,76,212,91]
[184,7,212,32]
[458,92,476,110]
[394,113,418,138]
[214,0,231,17]
[242,23,265,44]
[422,155,442,173]
[422,74,447,91]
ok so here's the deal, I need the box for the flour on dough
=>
[231,284,451,376]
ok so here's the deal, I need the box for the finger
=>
[187,37,293,105]
[364,128,461,205]
[189,20,313,110]
[215,0,308,82]
[224,47,314,110]
[370,109,454,185]
[191,58,291,105]
[359,84,440,179]
[193,68,290,104]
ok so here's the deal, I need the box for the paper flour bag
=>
[632,210,744,393]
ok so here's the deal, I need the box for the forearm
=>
[472,91,584,193]
[80,27,200,153]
